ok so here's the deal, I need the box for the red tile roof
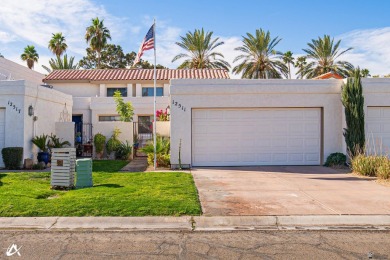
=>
[43,69,230,82]
[313,72,343,79]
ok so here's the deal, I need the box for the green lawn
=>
[0,160,201,216]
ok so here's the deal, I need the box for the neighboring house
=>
[0,58,73,166]
[43,69,230,148]
[313,72,343,80]
[170,78,390,168]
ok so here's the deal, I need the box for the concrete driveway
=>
[192,166,390,216]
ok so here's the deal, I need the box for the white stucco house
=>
[170,78,390,168]
[43,69,230,149]
[0,58,73,167]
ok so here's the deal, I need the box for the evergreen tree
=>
[341,68,365,157]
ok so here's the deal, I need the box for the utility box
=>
[51,148,76,188]
[76,158,93,188]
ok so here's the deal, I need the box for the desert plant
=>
[351,154,387,176]
[115,141,132,160]
[32,134,49,152]
[324,153,347,167]
[94,133,106,154]
[142,136,170,167]
[2,147,23,170]
[377,159,390,180]
[341,68,365,158]
[48,134,71,149]
[106,128,121,155]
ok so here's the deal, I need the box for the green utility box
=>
[76,158,93,188]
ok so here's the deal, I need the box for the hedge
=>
[2,147,23,170]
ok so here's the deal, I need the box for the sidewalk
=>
[1,215,390,231]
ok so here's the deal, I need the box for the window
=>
[107,88,127,97]
[142,87,163,97]
[99,115,121,122]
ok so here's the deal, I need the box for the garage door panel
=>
[192,108,321,166]
[366,107,390,156]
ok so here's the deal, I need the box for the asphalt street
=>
[0,230,389,259]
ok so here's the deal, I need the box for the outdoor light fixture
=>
[28,105,34,117]
[166,105,170,113]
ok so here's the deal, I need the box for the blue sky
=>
[1,0,390,77]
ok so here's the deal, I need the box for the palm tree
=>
[172,28,230,70]
[360,68,370,78]
[85,17,111,69]
[300,35,353,78]
[42,54,80,73]
[48,33,68,57]
[282,51,295,79]
[295,56,307,79]
[233,29,288,79]
[21,45,39,69]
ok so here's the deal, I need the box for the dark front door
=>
[72,115,83,144]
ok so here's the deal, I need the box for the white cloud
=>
[338,27,390,76]
[0,31,17,43]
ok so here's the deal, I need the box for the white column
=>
[136,83,142,97]
[127,83,133,97]
[99,84,106,97]
[163,83,169,97]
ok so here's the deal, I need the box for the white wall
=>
[23,82,73,161]
[154,121,170,137]
[0,58,44,83]
[51,82,99,97]
[170,79,345,168]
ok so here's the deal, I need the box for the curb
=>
[0,215,390,231]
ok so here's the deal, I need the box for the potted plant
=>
[133,134,139,156]
[32,134,49,164]
[93,133,106,159]
[75,132,82,143]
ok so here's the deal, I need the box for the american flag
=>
[134,24,155,64]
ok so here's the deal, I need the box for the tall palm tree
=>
[85,17,111,69]
[282,51,295,79]
[21,45,39,69]
[300,35,353,78]
[172,28,230,70]
[295,56,307,79]
[233,29,288,79]
[42,54,80,73]
[48,33,68,57]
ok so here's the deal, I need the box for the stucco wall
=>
[0,58,44,83]
[155,121,170,137]
[0,80,72,164]
[170,79,345,167]
[51,82,99,97]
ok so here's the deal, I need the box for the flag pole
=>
[153,19,157,170]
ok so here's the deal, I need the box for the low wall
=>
[155,121,170,137]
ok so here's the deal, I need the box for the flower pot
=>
[76,136,82,143]
[37,152,50,165]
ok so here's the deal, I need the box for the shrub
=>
[351,154,387,176]
[147,153,170,168]
[377,159,390,180]
[341,68,365,158]
[106,128,121,155]
[324,153,347,167]
[142,136,170,167]
[94,133,106,154]
[2,147,23,170]
[115,141,132,160]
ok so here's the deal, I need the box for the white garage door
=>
[192,108,321,166]
[0,109,5,167]
[366,107,390,155]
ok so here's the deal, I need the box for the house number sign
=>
[172,99,186,112]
